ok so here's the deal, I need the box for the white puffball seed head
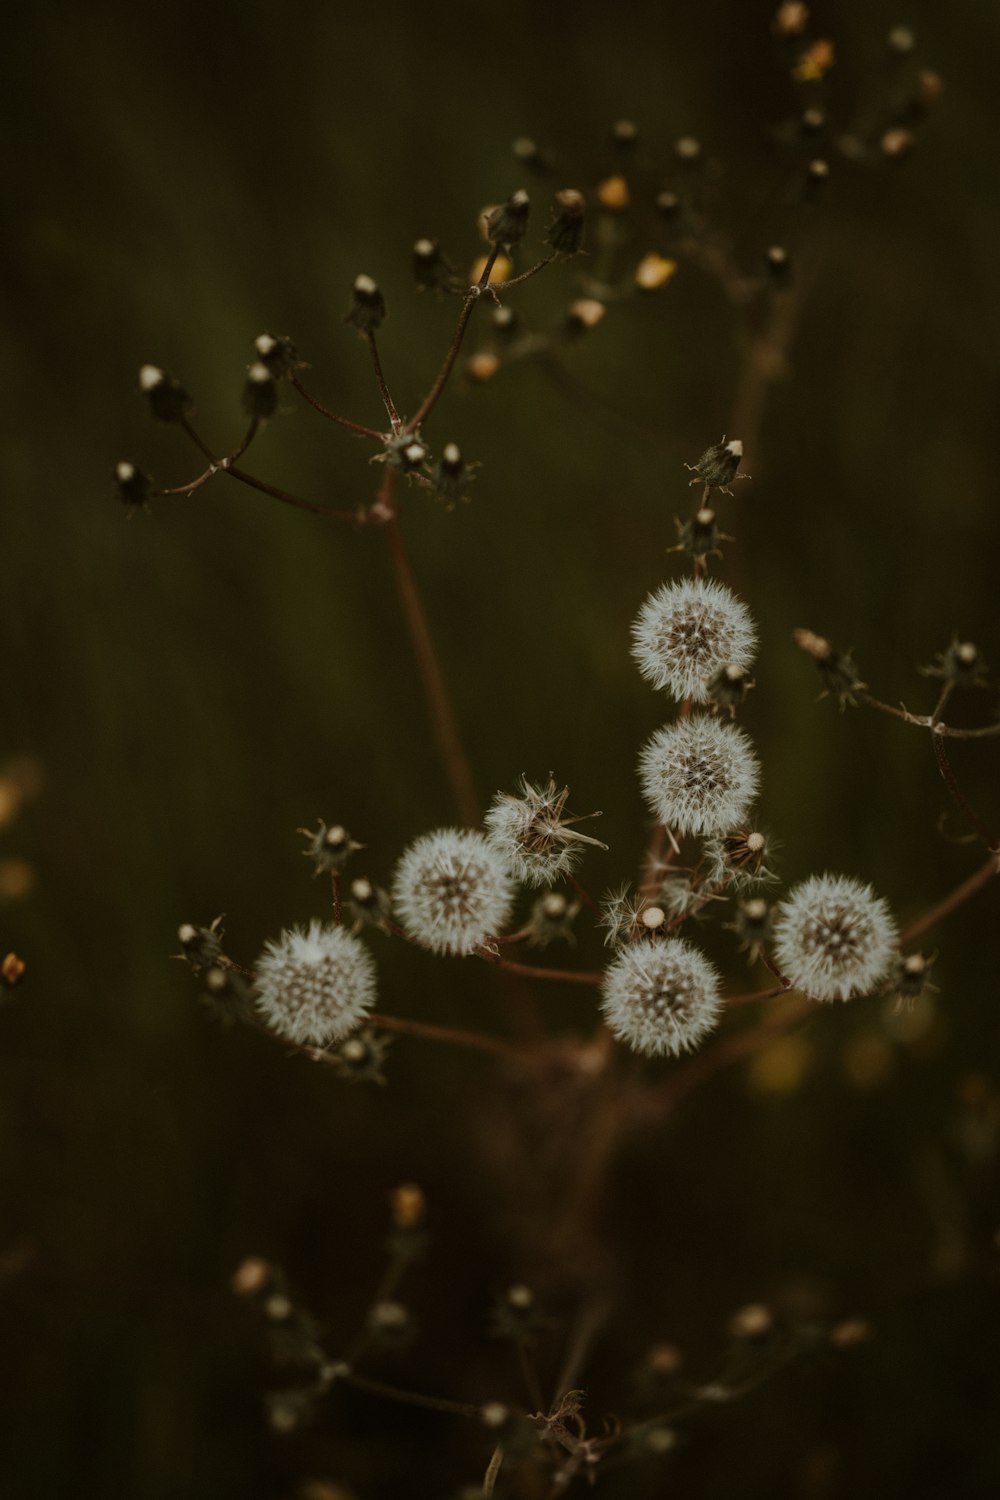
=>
[392,828,514,954]
[254,920,377,1046]
[638,716,760,836]
[773,873,898,1001]
[601,937,722,1056]
[631,577,757,703]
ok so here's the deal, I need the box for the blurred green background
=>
[3,0,1000,1495]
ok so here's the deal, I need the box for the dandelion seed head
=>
[253,920,377,1046]
[484,777,605,887]
[638,716,760,836]
[632,578,757,703]
[601,937,722,1056]
[773,873,898,1001]
[392,828,514,954]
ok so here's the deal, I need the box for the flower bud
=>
[565,298,606,337]
[546,188,586,257]
[345,877,392,930]
[466,351,500,382]
[685,437,745,492]
[596,175,629,212]
[891,952,935,1003]
[242,362,278,420]
[766,245,792,284]
[803,158,830,200]
[366,1299,414,1351]
[801,106,826,134]
[300,820,363,874]
[486,189,530,248]
[674,135,702,166]
[672,506,728,562]
[655,190,681,219]
[634,253,677,291]
[792,628,866,704]
[707,663,754,715]
[345,274,386,333]
[432,442,474,507]
[138,364,192,423]
[1,952,25,989]
[611,118,639,152]
[887,24,916,55]
[526,889,580,948]
[332,1028,390,1084]
[772,2,809,38]
[493,1283,545,1341]
[491,304,519,340]
[728,1302,774,1341]
[253,333,299,378]
[881,127,914,161]
[114,461,153,510]
[922,639,988,688]
[177,918,224,971]
[382,433,428,474]
[412,237,453,292]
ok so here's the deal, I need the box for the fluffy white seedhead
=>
[638,716,760,836]
[631,577,757,702]
[393,828,514,954]
[773,873,898,1001]
[484,777,606,887]
[253,920,377,1046]
[601,937,722,1057]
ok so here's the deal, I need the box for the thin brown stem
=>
[338,1369,484,1420]
[489,254,555,291]
[332,871,342,927]
[289,373,385,440]
[381,490,480,825]
[899,855,999,947]
[857,691,1000,740]
[365,332,402,433]
[724,982,790,1007]
[177,417,362,522]
[494,957,602,987]
[931,725,998,851]
[406,248,500,432]
[566,873,600,916]
[482,1445,504,1497]
[366,1011,539,1065]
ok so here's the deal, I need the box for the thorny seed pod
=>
[412,237,453,292]
[526,889,581,948]
[345,877,392,931]
[242,362,278,421]
[707,663,755,715]
[486,189,530,249]
[890,952,936,1004]
[493,1283,546,1342]
[331,1027,390,1084]
[546,189,586,257]
[793,628,867,706]
[381,433,428,474]
[177,917,225,972]
[114,461,153,510]
[138,364,192,423]
[300,820,364,875]
[685,437,746,493]
[253,333,299,378]
[345,274,386,333]
[729,897,773,960]
[671,506,730,563]
[432,443,475,507]
[921,639,989,689]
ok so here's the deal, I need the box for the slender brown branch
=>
[566,873,600,916]
[380,489,480,825]
[857,691,1000,740]
[489,254,555,291]
[899,855,999,947]
[724,982,790,1007]
[494,957,602,986]
[289,373,385,440]
[931,725,998,850]
[337,1368,484,1420]
[176,417,362,522]
[366,1011,539,1065]
[406,248,500,433]
[365,332,402,433]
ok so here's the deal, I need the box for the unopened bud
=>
[728,1302,773,1340]
[634,253,677,292]
[546,188,586,257]
[611,118,639,151]
[412,237,453,292]
[138,364,191,423]
[242,362,278,420]
[565,298,606,336]
[1,952,25,988]
[253,333,299,377]
[115,461,153,509]
[674,135,702,165]
[686,437,745,491]
[596,175,629,213]
[390,1182,426,1229]
[345,274,386,333]
[772,2,809,38]
[887,24,915,54]
[231,1256,271,1296]
[466,351,500,382]
[655,190,681,219]
[881,127,914,160]
[486,189,530,248]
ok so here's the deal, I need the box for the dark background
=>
[2,1,999,1496]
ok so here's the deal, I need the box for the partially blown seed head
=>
[484,777,606,887]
